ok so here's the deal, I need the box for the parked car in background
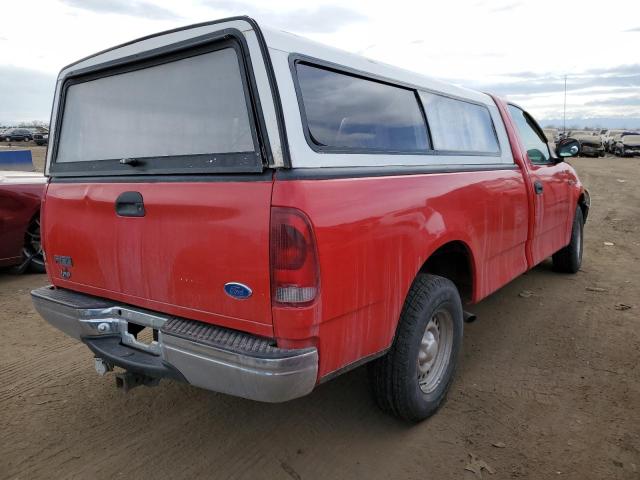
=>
[613,134,640,157]
[32,17,589,422]
[33,132,49,146]
[597,129,608,145]
[567,130,592,138]
[604,130,624,152]
[572,133,605,157]
[608,132,638,153]
[2,128,34,142]
[0,170,46,273]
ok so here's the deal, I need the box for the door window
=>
[508,105,551,164]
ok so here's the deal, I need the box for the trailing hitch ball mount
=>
[94,357,160,393]
[115,371,160,393]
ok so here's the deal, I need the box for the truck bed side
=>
[272,168,529,378]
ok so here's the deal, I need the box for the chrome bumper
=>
[31,286,318,402]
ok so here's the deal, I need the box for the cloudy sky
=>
[1,0,639,127]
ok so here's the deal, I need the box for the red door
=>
[507,105,571,265]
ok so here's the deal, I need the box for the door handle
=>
[534,181,544,195]
[115,191,145,217]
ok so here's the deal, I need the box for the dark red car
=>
[0,170,46,273]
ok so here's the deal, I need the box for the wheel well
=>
[419,241,473,303]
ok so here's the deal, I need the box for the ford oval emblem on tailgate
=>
[224,282,252,300]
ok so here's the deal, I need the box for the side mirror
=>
[556,138,580,158]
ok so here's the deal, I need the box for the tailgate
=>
[44,179,274,335]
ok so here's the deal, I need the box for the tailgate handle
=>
[115,191,145,217]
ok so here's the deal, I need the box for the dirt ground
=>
[1,154,638,480]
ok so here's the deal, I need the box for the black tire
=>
[24,215,46,273]
[368,274,463,422]
[552,206,583,273]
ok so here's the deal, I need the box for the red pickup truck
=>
[32,17,589,421]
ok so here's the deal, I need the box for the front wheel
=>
[368,274,463,422]
[552,206,583,273]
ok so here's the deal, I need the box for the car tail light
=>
[270,207,319,306]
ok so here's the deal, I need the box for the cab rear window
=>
[52,41,262,175]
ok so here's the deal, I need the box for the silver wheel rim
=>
[418,308,454,394]
[23,217,44,263]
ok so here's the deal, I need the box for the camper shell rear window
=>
[51,39,263,176]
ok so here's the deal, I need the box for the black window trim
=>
[50,29,267,177]
[289,53,502,158]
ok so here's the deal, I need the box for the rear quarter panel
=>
[272,169,529,378]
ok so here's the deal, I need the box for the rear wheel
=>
[552,206,583,273]
[369,274,463,422]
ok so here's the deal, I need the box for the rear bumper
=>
[31,286,318,402]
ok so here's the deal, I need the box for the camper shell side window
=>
[290,55,503,162]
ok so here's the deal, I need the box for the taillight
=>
[270,207,320,306]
